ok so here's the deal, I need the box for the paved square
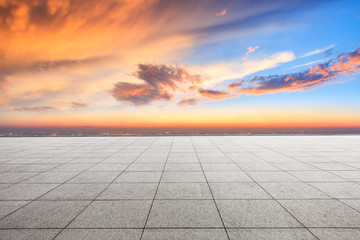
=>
[0,136,360,239]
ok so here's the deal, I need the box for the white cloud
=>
[283,58,330,71]
[191,51,295,87]
[300,44,335,58]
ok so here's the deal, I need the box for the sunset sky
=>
[1,0,360,128]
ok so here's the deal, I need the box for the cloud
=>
[243,46,259,60]
[177,98,199,106]
[110,82,174,105]
[216,9,227,17]
[246,46,259,55]
[0,0,334,114]
[109,64,203,105]
[196,51,295,86]
[71,102,88,108]
[12,106,57,112]
[228,80,245,89]
[300,45,335,58]
[228,47,360,95]
[283,58,330,71]
[198,89,230,99]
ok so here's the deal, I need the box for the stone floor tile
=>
[156,183,212,199]
[146,200,223,228]
[142,229,228,240]
[0,201,89,228]
[98,183,158,199]
[280,199,360,227]
[210,183,271,199]
[227,228,317,240]
[217,200,301,227]
[69,200,152,228]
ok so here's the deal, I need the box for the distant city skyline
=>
[1,0,360,129]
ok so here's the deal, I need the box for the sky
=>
[0,0,360,128]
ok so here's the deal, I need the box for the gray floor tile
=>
[280,200,360,227]
[167,157,199,163]
[247,171,300,182]
[210,183,271,199]
[309,182,360,198]
[290,171,346,182]
[217,200,301,227]
[146,200,223,227]
[272,162,318,171]
[228,228,317,240]
[0,201,89,228]
[69,200,152,228]
[0,184,58,200]
[0,229,60,240]
[309,163,357,171]
[87,164,128,172]
[68,172,119,183]
[142,229,228,240]
[0,172,37,183]
[310,228,360,240]
[340,200,360,211]
[23,172,79,183]
[14,164,59,172]
[205,171,253,182]
[260,182,330,199]
[126,163,165,172]
[41,184,107,200]
[161,172,206,182]
[237,162,280,171]
[0,201,29,219]
[330,171,360,181]
[164,163,202,172]
[202,163,240,171]
[51,164,94,172]
[98,183,158,199]
[156,183,212,199]
[0,184,11,190]
[116,172,162,182]
[55,229,142,240]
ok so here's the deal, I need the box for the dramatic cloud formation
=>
[229,48,360,95]
[109,47,360,106]
[0,0,333,111]
[1,0,358,128]
[109,64,203,105]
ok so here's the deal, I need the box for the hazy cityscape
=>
[1,127,360,137]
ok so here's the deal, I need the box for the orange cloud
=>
[12,106,57,112]
[216,9,227,16]
[246,46,259,55]
[177,98,199,106]
[71,102,88,108]
[198,89,230,99]
[109,64,203,105]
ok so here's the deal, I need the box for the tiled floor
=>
[0,136,360,239]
